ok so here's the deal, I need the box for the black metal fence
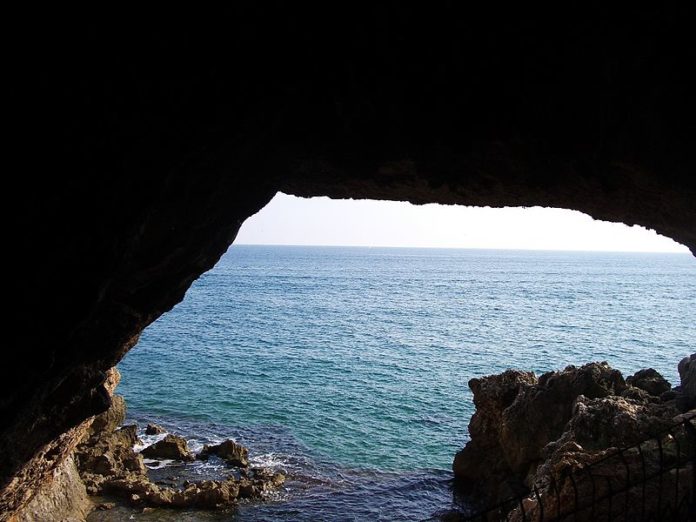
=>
[462,415,695,522]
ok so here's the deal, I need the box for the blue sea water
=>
[113,246,695,521]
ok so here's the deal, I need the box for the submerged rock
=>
[197,439,249,467]
[141,434,195,462]
[145,423,166,435]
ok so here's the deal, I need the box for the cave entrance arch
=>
[5,5,696,518]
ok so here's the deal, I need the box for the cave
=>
[4,5,696,519]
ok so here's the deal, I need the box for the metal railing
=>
[461,415,695,522]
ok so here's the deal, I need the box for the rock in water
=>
[68,369,286,513]
[145,423,166,435]
[197,439,249,467]
[141,434,194,462]
[626,368,671,397]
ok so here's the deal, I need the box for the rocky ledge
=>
[453,354,696,520]
[63,369,285,515]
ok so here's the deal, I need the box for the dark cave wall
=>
[4,4,695,517]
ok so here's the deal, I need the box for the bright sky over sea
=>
[235,192,689,253]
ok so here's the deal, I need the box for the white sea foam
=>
[133,431,167,453]
[250,452,289,470]
[144,458,174,468]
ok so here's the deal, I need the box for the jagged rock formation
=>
[453,363,628,500]
[197,440,249,468]
[140,435,194,462]
[507,407,694,521]
[454,360,695,520]
[4,5,696,518]
[70,373,284,513]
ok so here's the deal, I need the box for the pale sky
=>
[235,192,689,253]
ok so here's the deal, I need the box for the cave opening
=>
[6,6,696,520]
[102,194,694,520]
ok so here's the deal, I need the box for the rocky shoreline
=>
[12,355,694,521]
[14,369,286,521]
[452,354,695,520]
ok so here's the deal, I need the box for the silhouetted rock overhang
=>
[3,5,695,517]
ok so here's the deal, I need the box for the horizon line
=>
[232,243,691,255]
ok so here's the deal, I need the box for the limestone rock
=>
[569,394,677,447]
[75,425,143,479]
[453,362,626,502]
[141,434,194,462]
[197,439,249,467]
[500,362,626,474]
[14,456,93,522]
[452,369,537,501]
[626,368,671,397]
[88,395,126,438]
[96,468,284,509]
[538,394,681,478]
[145,423,166,435]
[453,359,690,519]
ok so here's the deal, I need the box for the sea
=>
[92,246,696,521]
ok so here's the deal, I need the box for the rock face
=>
[453,362,626,501]
[76,425,146,486]
[4,6,696,517]
[13,456,92,522]
[508,405,694,521]
[453,361,693,520]
[197,440,249,467]
[452,370,538,501]
[140,435,194,462]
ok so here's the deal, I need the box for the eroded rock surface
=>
[453,360,694,520]
[140,435,194,462]
[197,440,249,467]
[453,362,627,500]
[13,456,92,522]
[69,376,284,514]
